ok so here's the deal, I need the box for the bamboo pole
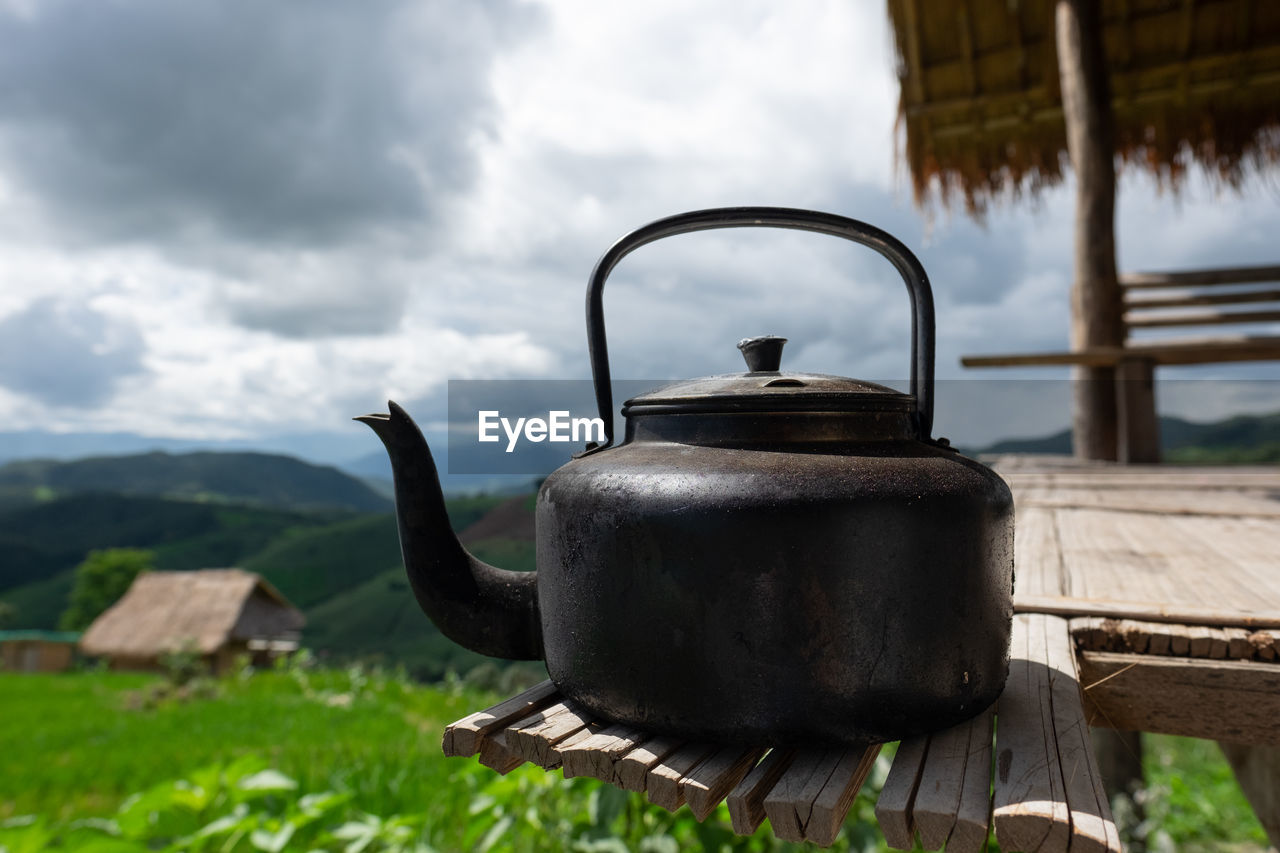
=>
[1057,0,1125,461]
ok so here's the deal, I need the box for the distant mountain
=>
[975,411,1280,461]
[0,451,391,513]
[0,428,367,468]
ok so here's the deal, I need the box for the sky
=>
[0,0,1277,466]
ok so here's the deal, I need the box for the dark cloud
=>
[0,298,147,406]
[0,0,537,248]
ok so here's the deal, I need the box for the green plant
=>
[59,548,154,631]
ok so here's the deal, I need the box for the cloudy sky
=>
[0,0,1277,462]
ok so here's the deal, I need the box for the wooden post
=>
[1219,742,1280,849]
[1116,358,1161,462]
[1056,0,1124,461]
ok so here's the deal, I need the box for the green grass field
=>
[0,667,1268,852]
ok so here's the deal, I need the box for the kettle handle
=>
[585,206,936,448]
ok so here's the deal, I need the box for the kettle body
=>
[536,418,1012,745]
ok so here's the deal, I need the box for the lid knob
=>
[737,336,787,373]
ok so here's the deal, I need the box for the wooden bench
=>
[961,264,1280,461]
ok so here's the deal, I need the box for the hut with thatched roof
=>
[80,569,303,674]
[887,0,1280,461]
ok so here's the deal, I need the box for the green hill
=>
[0,451,390,512]
[301,535,538,680]
[976,410,1280,461]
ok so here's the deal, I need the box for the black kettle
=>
[359,207,1014,745]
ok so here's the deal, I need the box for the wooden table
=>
[441,458,1280,851]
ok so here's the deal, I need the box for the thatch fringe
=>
[887,0,1280,214]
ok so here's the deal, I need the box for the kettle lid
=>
[622,336,914,417]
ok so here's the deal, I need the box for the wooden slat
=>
[442,680,559,757]
[647,743,717,812]
[946,707,995,853]
[616,736,683,793]
[804,744,882,847]
[681,745,766,821]
[1124,308,1280,328]
[911,719,972,849]
[727,747,796,835]
[1080,652,1280,746]
[763,748,845,843]
[961,335,1280,368]
[1119,265,1280,288]
[477,730,525,775]
[1126,287,1280,309]
[992,614,1069,852]
[875,735,929,850]
[1043,615,1121,853]
[505,700,595,767]
[559,722,648,780]
[1016,594,1280,629]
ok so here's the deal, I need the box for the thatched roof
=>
[887,0,1280,212]
[80,569,304,658]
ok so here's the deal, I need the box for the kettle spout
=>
[356,401,542,660]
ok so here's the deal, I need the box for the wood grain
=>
[1080,652,1280,746]
[505,700,595,768]
[763,748,845,843]
[727,748,796,835]
[1043,614,1121,853]
[947,707,995,853]
[477,730,524,775]
[805,744,882,847]
[647,743,716,812]
[616,736,683,793]
[558,722,648,780]
[681,745,766,821]
[911,718,971,848]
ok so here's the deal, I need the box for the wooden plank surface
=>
[1080,652,1280,746]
